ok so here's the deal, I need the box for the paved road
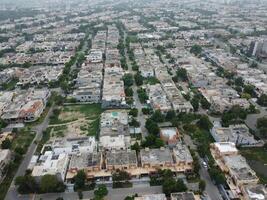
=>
[5,105,54,200]
[183,134,223,200]
[126,40,148,137]
[18,185,162,200]
[198,158,223,200]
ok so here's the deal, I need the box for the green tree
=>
[165,110,176,121]
[131,142,140,152]
[190,44,202,56]
[162,178,187,197]
[162,177,177,196]
[235,77,244,87]
[94,184,108,199]
[257,117,267,129]
[176,68,188,82]
[241,93,251,100]
[142,134,164,148]
[197,115,212,130]
[15,175,37,194]
[221,105,248,126]
[142,108,151,115]
[243,84,256,97]
[191,96,199,111]
[257,94,267,106]
[134,72,144,86]
[40,174,65,193]
[145,119,159,135]
[123,74,134,87]
[0,118,7,130]
[112,170,131,182]
[209,167,226,185]
[129,118,140,127]
[129,108,138,117]
[137,88,148,103]
[125,87,133,97]
[74,170,86,190]
[151,110,165,123]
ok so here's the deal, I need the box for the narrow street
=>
[125,34,148,137]
[17,185,162,200]
[184,133,223,200]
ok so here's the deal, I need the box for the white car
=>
[202,161,208,169]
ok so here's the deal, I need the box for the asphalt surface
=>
[183,133,223,200]
[5,105,54,200]
[15,185,162,200]
[126,44,148,137]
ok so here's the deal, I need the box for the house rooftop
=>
[140,148,173,165]
[224,154,258,182]
[135,194,167,200]
[171,192,196,200]
[213,142,238,154]
[106,150,137,166]
[173,142,193,163]
[69,152,101,169]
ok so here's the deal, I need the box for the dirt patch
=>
[58,111,84,122]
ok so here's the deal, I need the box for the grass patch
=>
[63,104,102,116]
[88,118,100,137]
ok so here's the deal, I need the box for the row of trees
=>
[15,174,65,194]
[150,169,187,196]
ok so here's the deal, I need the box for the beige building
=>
[210,142,259,199]
[66,152,102,180]
[106,150,138,175]
[173,142,193,172]
[140,147,174,173]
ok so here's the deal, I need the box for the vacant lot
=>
[48,104,102,138]
[240,147,267,183]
